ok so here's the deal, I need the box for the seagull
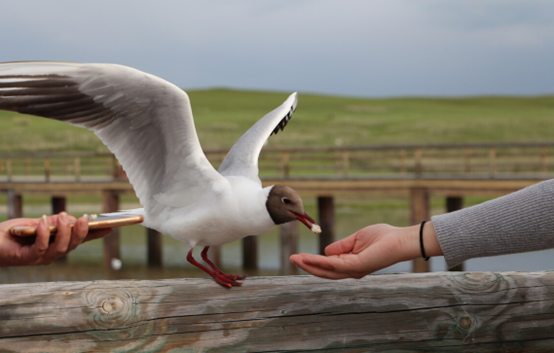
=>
[0,61,321,287]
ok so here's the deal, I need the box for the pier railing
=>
[2,142,554,181]
[1,271,553,351]
[2,143,553,274]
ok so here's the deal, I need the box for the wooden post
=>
[540,146,547,174]
[464,148,472,173]
[446,196,464,272]
[399,149,407,174]
[280,151,290,178]
[414,148,423,176]
[242,236,258,270]
[51,196,68,263]
[208,246,221,269]
[410,187,430,273]
[74,157,81,181]
[489,147,497,177]
[342,150,350,177]
[147,228,162,268]
[318,196,335,255]
[280,221,299,275]
[107,155,113,177]
[446,196,463,213]
[7,189,22,219]
[64,157,71,176]
[44,157,51,182]
[6,159,12,181]
[51,196,66,215]
[102,190,120,271]
[24,158,30,176]
[112,157,126,180]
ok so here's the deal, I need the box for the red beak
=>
[290,211,322,233]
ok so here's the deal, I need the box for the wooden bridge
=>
[1,144,554,351]
[1,142,553,273]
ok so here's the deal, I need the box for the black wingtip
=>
[270,106,295,137]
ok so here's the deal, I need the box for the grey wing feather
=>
[0,61,224,219]
[218,92,298,182]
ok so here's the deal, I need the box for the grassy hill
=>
[1,89,554,154]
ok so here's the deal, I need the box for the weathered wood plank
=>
[102,190,120,271]
[317,196,335,255]
[0,271,553,352]
[6,189,22,219]
[242,235,258,270]
[0,178,546,197]
[280,222,299,276]
[147,228,163,268]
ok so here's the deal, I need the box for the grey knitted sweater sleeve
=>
[431,179,554,268]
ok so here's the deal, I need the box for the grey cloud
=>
[0,0,552,97]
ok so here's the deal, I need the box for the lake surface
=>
[1,233,552,285]
[1,198,552,284]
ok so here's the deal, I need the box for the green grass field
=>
[1,89,554,154]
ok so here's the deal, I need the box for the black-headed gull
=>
[0,61,321,287]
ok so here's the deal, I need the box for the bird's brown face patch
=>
[265,185,320,235]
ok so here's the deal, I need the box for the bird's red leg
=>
[186,248,243,288]
[201,246,247,280]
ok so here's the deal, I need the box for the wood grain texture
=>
[0,271,553,352]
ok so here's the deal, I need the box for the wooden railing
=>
[1,271,553,351]
[2,142,554,181]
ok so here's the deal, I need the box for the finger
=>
[297,252,369,278]
[69,216,89,250]
[305,253,364,273]
[290,254,352,280]
[20,216,51,265]
[291,253,336,270]
[324,233,358,256]
[44,212,72,262]
[32,215,50,257]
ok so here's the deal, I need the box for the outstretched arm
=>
[290,222,442,279]
[0,212,112,266]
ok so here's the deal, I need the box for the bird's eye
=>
[281,197,291,204]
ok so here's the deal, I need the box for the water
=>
[378,249,554,274]
[1,196,553,284]
[2,230,553,285]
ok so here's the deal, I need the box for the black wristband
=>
[419,220,430,261]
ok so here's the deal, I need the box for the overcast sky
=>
[1,0,553,97]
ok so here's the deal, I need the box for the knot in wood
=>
[100,297,124,314]
[83,288,139,329]
[464,272,493,281]
[447,272,503,294]
[459,316,472,329]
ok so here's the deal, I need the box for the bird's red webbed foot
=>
[187,247,247,288]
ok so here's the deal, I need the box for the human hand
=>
[0,212,112,266]
[289,222,442,279]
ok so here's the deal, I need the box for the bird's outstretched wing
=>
[0,62,225,218]
[218,92,297,182]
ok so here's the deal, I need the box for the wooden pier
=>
[1,144,553,351]
[1,142,553,273]
[0,271,553,351]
